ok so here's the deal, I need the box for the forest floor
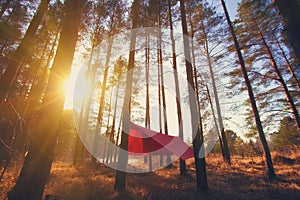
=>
[1,152,300,200]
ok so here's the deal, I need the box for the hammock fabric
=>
[128,122,194,160]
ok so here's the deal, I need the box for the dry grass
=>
[1,153,300,200]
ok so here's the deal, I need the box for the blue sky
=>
[226,0,240,19]
[211,0,240,19]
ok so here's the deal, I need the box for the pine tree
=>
[168,0,187,175]
[221,0,276,180]
[114,0,140,191]
[234,0,300,133]
[7,0,82,199]
[272,116,299,150]
[92,1,128,163]
[188,0,231,164]
[0,0,50,103]
[179,0,209,191]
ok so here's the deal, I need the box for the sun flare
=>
[64,66,91,109]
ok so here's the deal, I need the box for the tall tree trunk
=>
[145,28,152,169]
[109,82,120,163]
[21,36,52,116]
[7,0,82,199]
[274,35,300,91]
[0,0,50,102]
[188,20,209,167]
[273,0,300,63]
[206,85,224,156]
[114,0,139,191]
[74,99,86,164]
[221,0,276,180]
[191,44,211,165]
[114,112,123,162]
[179,0,209,191]
[157,32,163,166]
[191,5,230,164]
[97,37,113,127]
[81,30,101,163]
[257,27,300,132]
[157,2,171,166]
[104,89,114,164]
[204,37,231,164]
[145,24,150,133]
[23,30,59,121]
[168,0,186,174]
[92,37,113,162]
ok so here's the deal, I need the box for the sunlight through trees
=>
[0,0,299,199]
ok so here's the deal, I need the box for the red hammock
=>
[128,122,194,160]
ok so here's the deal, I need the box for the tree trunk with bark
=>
[0,0,50,102]
[7,0,82,199]
[92,37,113,163]
[145,28,152,170]
[274,35,300,91]
[168,0,186,175]
[221,0,276,180]
[180,0,209,191]
[257,27,300,132]
[114,0,139,191]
